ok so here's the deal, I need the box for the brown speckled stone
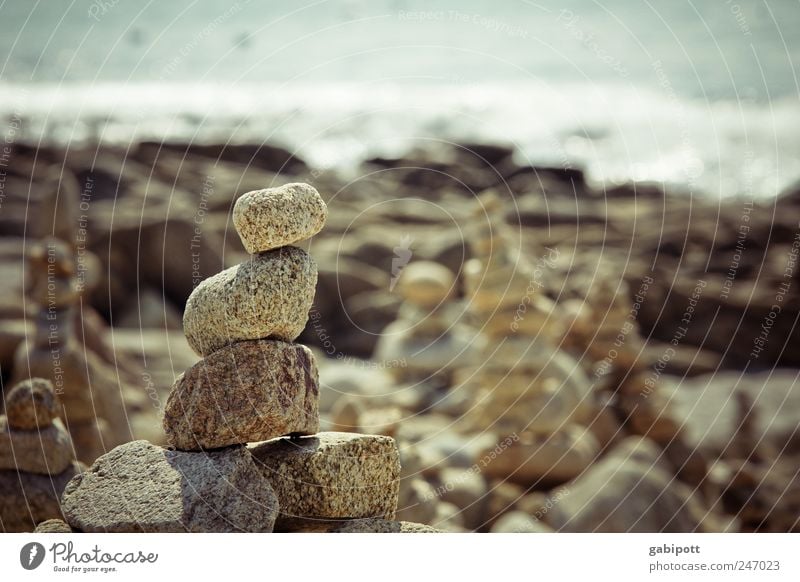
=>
[233,183,328,254]
[61,440,279,532]
[4,378,59,430]
[163,339,320,451]
[34,518,73,533]
[331,518,443,533]
[249,432,400,527]
[0,417,74,475]
[183,246,317,356]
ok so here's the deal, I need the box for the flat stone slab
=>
[249,432,400,527]
[331,518,443,533]
[183,246,317,356]
[233,183,327,253]
[163,339,320,451]
[61,440,279,532]
[0,417,74,475]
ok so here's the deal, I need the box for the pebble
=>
[233,183,327,254]
[4,378,59,430]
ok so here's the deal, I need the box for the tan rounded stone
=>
[183,246,317,356]
[163,339,320,450]
[0,417,74,475]
[4,378,59,430]
[233,183,327,253]
[395,261,455,307]
[34,519,73,533]
[479,427,600,485]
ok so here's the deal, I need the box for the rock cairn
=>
[0,379,83,532]
[375,260,475,383]
[11,237,128,463]
[457,192,600,485]
[60,182,427,533]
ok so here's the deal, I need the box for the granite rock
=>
[331,518,443,533]
[233,183,327,253]
[0,417,74,475]
[34,518,73,533]
[4,378,59,430]
[183,246,317,356]
[163,339,320,450]
[249,432,400,526]
[61,440,278,532]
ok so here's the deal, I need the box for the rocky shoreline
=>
[1,140,798,532]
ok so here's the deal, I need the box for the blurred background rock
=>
[1,0,799,532]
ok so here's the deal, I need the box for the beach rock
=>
[233,183,327,253]
[4,378,59,430]
[437,467,489,530]
[490,511,552,533]
[664,370,800,457]
[61,440,278,532]
[432,502,468,532]
[479,428,600,486]
[0,461,82,532]
[249,432,400,526]
[394,261,455,307]
[546,437,713,532]
[330,518,442,533]
[163,339,320,450]
[0,418,74,475]
[183,246,317,356]
[396,477,439,524]
[34,519,73,533]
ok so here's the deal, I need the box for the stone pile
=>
[0,379,83,532]
[58,182,431,533]
[375,260,476,383]
[457,192,600,486]
[11,235,131,463]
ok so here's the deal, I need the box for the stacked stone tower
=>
[457,192,600,485]
[58,183,423,533]
[0,379,82,531]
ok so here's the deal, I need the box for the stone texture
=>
[479,427,600,486]
[61,440,278,532]
[233,183,327,254]
[0,418,74,475]
[163,339,320,450]
[183,246,317,356]
[249,432,400,526]
[4,378,59,430]
[331,518,443,533]
[34,518,73,533]
[0,461,82,532]
[546,437,715,532]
